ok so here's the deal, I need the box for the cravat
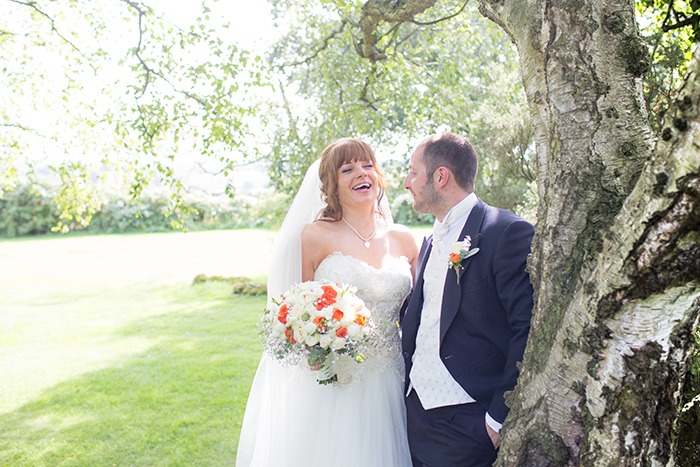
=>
[432,195,475,247]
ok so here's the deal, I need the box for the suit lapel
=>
[415,235,432,288]
[440,199,487,344]
[402,235,432,353]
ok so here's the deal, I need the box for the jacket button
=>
[402,352,410,359]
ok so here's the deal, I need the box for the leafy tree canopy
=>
[264,0,534,213]
[637,0,697,130]
[2,0,699,231]
[1,0,264,231]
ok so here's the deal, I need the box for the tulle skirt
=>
[236,353,412,467]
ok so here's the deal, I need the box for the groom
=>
[402,132,534,466]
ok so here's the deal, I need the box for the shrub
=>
[85,196,174,233]
[0,182,293,237]
[0,184,59,236]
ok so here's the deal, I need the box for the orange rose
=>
[284,327,296,343]
[332,309,344,321]
[336,327,347,339]
[354,313,366,326]
[314,294,336,310]
[449,253,461,263]
[321,285,338,298]
[277,304,289,324]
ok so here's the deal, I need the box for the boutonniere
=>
[448,235,480,284]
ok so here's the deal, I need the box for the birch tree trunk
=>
[474,0,700,465]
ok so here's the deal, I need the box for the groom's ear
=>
[435,167,450,189]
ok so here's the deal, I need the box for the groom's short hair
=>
[421,133,477,192]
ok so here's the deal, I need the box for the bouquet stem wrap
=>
[317,351,337,384]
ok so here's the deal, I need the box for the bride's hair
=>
[317,138,386,222]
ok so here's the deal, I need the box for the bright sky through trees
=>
[5,1,279,193]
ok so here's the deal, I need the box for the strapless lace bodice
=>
[314,252,412,384]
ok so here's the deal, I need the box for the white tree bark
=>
[475,0,700,465]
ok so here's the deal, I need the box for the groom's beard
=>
[412,178,443,216]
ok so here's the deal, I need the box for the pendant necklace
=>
[342,217,376,248]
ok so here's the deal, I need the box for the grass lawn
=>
[0,226,431,466]
[0,230,275,467]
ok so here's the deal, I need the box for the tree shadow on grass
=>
[0,289,265,467]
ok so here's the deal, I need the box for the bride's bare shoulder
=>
[301,220,342,278]
[387,222,413,234]
[386,222,420,259]
[301,219,343,256]
[387,222,417,243]
[301,218,338,239]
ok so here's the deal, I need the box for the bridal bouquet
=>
[260,281,372,385]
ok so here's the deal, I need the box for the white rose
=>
[330,337,346,350]
[335,296,354,313]
[304,322,317,335]
[273,321,286,335]
[293,323,307,343]
[449,242,464,255]
[286,291,299,302]
[306,333,319,346]
[319,334,332,349]
[346,323,361,339]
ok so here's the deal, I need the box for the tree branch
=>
[283,19,349,67]
[390,25,422,53]
[118,0,155,99]
[359,65,379,110]
[356,0,438,61]
[277,78,304,147]
[661,14,700,32]
[660,0,678,33]
[0,121,46,137]
[195,158,259,176]
[119,0,207,108]
[8,0,81,52]
[411,0,469,26]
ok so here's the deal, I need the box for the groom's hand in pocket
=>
[486,422,500,449]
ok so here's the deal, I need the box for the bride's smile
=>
[337,160,378,206]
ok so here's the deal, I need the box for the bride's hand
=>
[308,349,326,370]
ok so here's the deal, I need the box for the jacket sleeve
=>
[487,218,534,424]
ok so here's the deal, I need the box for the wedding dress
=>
[235,251,413,467]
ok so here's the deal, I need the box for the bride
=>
[236,138,419,467]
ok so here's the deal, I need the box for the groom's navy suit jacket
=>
[402,198,534,424]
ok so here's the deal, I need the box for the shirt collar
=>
[432,192,477,248]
